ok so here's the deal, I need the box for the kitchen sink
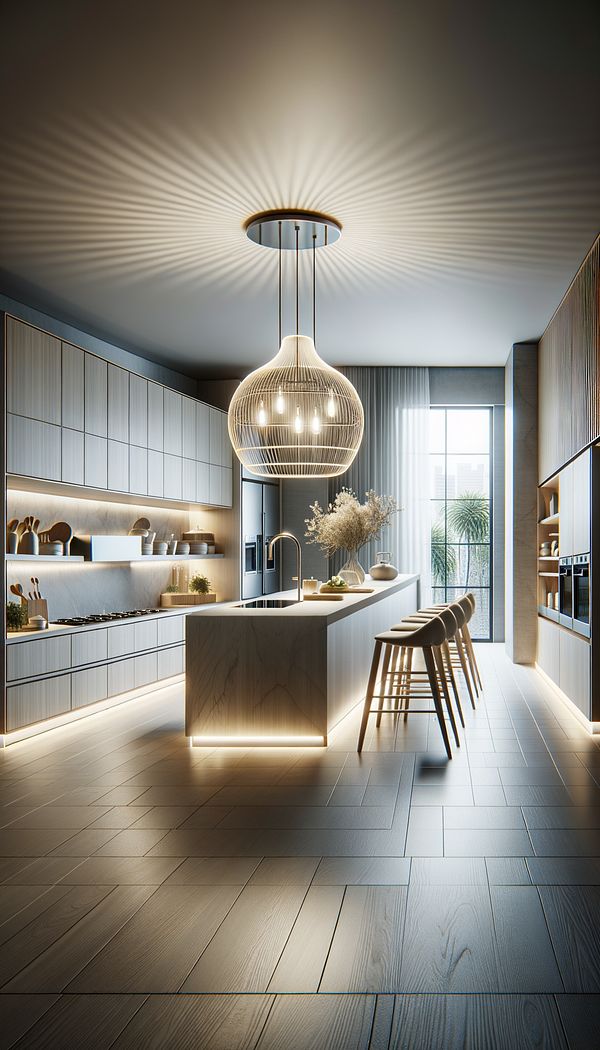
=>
[235,599,299,609]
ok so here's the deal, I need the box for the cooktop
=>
[53,609,167,626]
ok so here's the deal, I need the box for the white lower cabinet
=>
[134,620,158,652]
[107,624,136,660]
[5,614,189,732]
[158,645,185,679]
[7,674,71,731]
[158,616,185,646]
[7,635,71,682]
[537,618,560,688]
[72,629,108,668]
[538,617,591,720]
[71,666,109,708]
[559,629,591,719]
[134,652,158,688]
[107,658,135,697]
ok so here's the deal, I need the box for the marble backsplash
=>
[7,488,225,619]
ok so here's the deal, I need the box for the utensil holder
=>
[18,531,39,555]
[21,597,49,621]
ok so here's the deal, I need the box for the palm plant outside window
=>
[430,407,492,640]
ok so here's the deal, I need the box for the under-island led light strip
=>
[190,734,324,747]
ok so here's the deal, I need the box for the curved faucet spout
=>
[268,532,303,603]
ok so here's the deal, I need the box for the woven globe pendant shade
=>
[228,334,364,478]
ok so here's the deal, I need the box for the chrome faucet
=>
[268,532,302,603]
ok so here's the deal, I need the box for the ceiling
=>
[1,0,599,377]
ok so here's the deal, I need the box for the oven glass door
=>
[573,563,590,631]
[559,561,572,626]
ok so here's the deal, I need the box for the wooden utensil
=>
[131,517,151,533]
[7,518,18,533]
[33,519,40,533]
[31,577,41,599]
[48,522,73,554]
[17,521,27,539]
[10,583,24,598]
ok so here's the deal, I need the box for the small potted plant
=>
[6,601,27,633]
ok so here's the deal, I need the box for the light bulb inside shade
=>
[294,408,303,434]
[275,388,285,414]
[311,409,321,434]
[326,391,336,417]
[257,400,267,427]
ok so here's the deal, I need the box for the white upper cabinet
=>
[572,449,591,556]
[163,389,182,455]
[84,354,108,437]
[147,382,164,451]
[129,374,148,447]
[182,397,197,460]
[4,316,233,506]
[209,407,222,465]
[196,402,210,462]
[61,343,85,430]
[6,317,61,425]
[107,365,129,442]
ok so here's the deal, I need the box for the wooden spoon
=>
[48,522,73,555]
[7,518,18,533]
[10,583,24,598]
[33,519,40,534]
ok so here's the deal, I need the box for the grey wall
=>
[430,367,505,642]
[281,479,329,590]
[505,344,538,663]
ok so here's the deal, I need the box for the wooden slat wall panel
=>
[539,235,600,482]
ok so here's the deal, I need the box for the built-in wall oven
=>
[559,557,573,628]
[572,553,590,637]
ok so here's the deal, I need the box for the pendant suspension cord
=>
[278,220,282,348]
[279,219,283,346]
[295,224,299,369]
[315,232,319,346]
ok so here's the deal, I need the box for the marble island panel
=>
[185,575,419,745]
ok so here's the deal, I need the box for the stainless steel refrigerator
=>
[241,479,281,599]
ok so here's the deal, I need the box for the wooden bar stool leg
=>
[390,645,402,712]
[464,624,483,691]
[456,633,477,709]
[434,645,460,748]
[358,640,382,752]
[423,646,452,760]
[460,626,479,697]
[403,647,413,722]
[443,639,465,728]
[376,644,392,727]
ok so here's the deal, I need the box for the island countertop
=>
[197,574,419,624]
[185,573,420,745]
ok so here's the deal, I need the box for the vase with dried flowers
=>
[305,488,398,584]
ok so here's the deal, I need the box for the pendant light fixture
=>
[227,210,364,478]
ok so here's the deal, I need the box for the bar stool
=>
[425,594,481,703]
[392,606,466,730]
[463,592,483,692]
[357,615,453,759]
[412,600,477,710]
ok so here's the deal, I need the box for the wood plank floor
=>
[1,646,600,1046]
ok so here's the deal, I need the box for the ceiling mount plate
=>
[245,209,342,250]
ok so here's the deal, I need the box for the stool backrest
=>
[448,601,466,628]
[404,614,447,648]
[457,595,473,623]
[466,592,476,612]
[438,607,458,639]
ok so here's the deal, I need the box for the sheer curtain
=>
[330,367,431,605]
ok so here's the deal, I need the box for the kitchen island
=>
[186,574,419,745]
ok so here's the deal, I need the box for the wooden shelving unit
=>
[537,475,560,618]
[6,554,84,563]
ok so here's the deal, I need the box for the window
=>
[429,407,493,640]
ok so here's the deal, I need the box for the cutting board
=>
[305,593,344,602]
[348,587,375,593]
